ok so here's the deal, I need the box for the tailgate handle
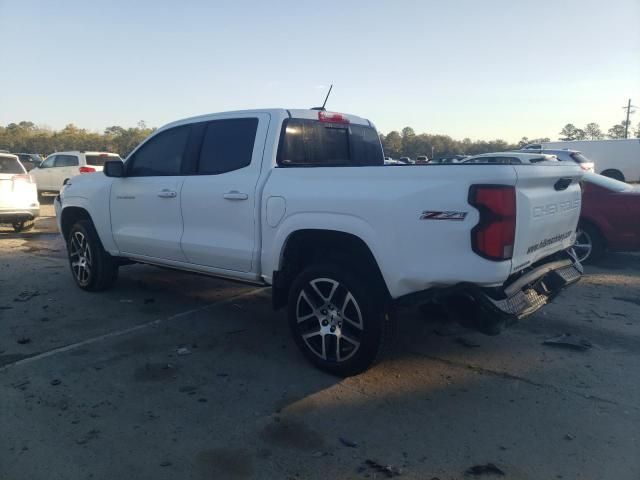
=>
[554,178,572,191]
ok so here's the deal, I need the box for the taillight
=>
[12,174,32,183]
[79,166,96,173]
[318,110,350,124]
[469,185,516,261]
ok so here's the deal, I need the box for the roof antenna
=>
[311,84,333,111]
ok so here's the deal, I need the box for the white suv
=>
[31,151,122,194]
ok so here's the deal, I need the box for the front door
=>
[110,125,192,261]
[180,114,269,272]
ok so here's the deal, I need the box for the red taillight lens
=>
[318,110,350,124]
[79,166,96,173]
[469,185,516,261]
[12,174,32,183]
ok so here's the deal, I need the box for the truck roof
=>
[162,109,372,132]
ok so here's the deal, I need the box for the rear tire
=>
[67,220,118,291]
[574,223,605,264]
[601,169,625,182]
[287,262,395,377]
[12,219,35,232]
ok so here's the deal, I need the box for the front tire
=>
[67,220,118,291]
[287,263,395,377]
[601,169,625,182]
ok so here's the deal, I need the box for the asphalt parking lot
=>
[1,198,639,480]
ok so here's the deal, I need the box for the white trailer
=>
[526,139,640,183]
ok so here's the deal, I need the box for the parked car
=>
[431,155,468,164]
[415,155,429,164]
[574,173,640,263]
[13,153,43,171]
[384,158,403,165]
[519,148,594,172]
[0,153,40,232]
[56,108,583,375]
[463,152,558,164]
[398,156,413,164]
[524,139,640,182]
[31,151,122,194]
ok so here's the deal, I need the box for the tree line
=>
[1,119,639,160]
[0,121,155,158]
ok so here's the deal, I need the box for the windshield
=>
[0,156,25,174]
[584,173,632,192]
[86,154,122,166]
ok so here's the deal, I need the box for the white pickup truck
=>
[55,108,584,375]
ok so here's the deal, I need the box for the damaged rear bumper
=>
[399,250,582,334]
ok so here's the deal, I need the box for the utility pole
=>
[622,98,636,139]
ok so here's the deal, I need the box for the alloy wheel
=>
[69,231,93,285]
[295,278,364,363]
[573,228,592,263]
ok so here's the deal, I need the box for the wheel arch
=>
[60,206,92,241]
[272,228,390,310]
[600,169,625,182]
[578,216,607,249]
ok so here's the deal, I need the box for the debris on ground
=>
[13,290,39,302]
[176,347,192,356]
[16,337,31,345]
[465,463,505,476]
[455,337,481,348]
[542,333,592,351]
[564,434,575,440]
[160,461,172,467]
[364,459,402,477]
[50,379,61,386]
[339,437,358,448]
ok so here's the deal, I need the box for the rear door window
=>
[277,119,383,166]
[197,118,258,174]
[55,155,79,167]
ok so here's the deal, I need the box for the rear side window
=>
[128,126,190,176]
[0,157,25,174]
[198,118,258,174]
[86,154,122,166]
[277,119,383,166]
[55,155,79,167]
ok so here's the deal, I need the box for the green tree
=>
[584,122,603,140]
[559,123,579,141]
[574,128,587,140]
[608,123,626,139]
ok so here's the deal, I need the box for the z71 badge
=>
[420,211,468,221]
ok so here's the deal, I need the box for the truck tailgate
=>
[511,163,583,272]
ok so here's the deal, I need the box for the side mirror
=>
[104,159,125,178]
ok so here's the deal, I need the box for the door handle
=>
[223,191,248,200]
[157,189,177,198]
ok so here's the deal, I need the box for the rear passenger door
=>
[180,113,270,272]
[52,154,80,189]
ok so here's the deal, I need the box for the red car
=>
[575,173,640,263]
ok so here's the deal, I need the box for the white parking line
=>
[0,287,267,371]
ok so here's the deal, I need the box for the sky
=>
[1,0,639,142]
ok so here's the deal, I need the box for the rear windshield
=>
[0,157,25,174]
[570,152,591,164]
[86,154,122,166]
[277,119,383,166]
